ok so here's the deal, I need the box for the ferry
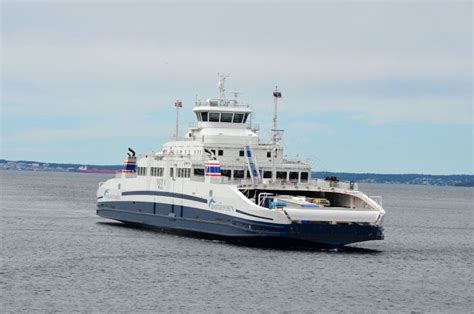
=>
[96,75,385,248]
[78,166,116,174]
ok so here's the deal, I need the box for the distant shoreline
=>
[1,159,473,187]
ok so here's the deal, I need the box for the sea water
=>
[1,170,472,312]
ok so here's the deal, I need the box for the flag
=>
[175,100,182,107]
[273,91,282,98]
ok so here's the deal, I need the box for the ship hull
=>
[97,201,383,248]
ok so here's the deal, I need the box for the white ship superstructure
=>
[96,76,385,248]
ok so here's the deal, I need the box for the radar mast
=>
[271,86,283,181]
[217,72,229,99]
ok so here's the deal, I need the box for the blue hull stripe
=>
[122,191,207,204]
[235,209,274,221]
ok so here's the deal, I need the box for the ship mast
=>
[174,99,182,140]
[218,72,229,100]
[271,86,283,182]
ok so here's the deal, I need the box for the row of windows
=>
[169,147,273,159]
[208,149,272,158]
[196,112,250,124]
[177,168,191,178]
[239,150,272,158]
[209,149,224,157]
[137,167,147,176]
[139,167,165,177]
[194,168,309,181]
[151,167,164,177]
[140,166,308,181]
[171,149,203,156]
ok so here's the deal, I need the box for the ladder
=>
[244,144,262,185]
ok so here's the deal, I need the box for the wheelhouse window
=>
[263,171,272,179]
[201,112,208,122]
[243,113,249,123]
[209,112,220,122]
[233,113,244,123]
[196,112,202,121]
[220,112,233,123]
[276,171,287,180]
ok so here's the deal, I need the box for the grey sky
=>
[1,1,472,174]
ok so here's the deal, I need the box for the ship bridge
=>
[193,99,252,129]
[161,74,311,184]
[187,74,259,145]
[191,99,258,140]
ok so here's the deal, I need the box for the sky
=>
[1,0,472,174]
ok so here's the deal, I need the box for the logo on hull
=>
[208,198,234,212]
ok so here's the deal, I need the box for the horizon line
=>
[1,158,472,177]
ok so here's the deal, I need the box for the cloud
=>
[352,101,473,125]
[280,99,473,125]
[3,38,471,126]
[2,39,470,86]
[2,119,174,144]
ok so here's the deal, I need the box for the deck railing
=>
[115,173,137,179]
[369,196,383,207]
[190,175,358,190]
